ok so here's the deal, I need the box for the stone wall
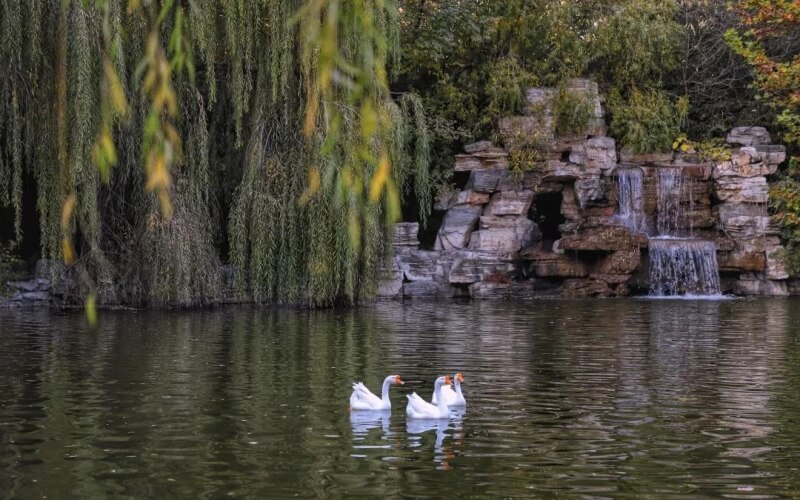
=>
[381,79,792,299]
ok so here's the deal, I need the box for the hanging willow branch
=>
[0,0,433,308]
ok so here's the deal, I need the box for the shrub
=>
[609,89,685,154]
[553,85,594,136]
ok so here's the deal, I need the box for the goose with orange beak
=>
[350,375,404,411]
[432,372,466,407]
[406,375,453,419]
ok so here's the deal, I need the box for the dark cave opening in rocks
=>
[532,192,564,251]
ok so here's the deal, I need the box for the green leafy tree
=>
[726,0,800,272]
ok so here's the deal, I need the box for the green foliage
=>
[770,179,800,274]
[0,0,432,308]
[671,134,731,162]
[485,58,538,126]
[553,85,594,136]
[727,1,800,270]
[591,1,682,91]
[395,0,686,175]
[609,89,685,154]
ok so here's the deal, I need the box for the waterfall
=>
[657,167,683,236]
[617,167,644,233]
[649,239,721,296]
[648,168,721,297]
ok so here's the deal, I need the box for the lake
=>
[1,299,800,498]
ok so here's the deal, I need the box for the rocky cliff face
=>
[381,79,791,299]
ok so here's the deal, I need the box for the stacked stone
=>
[379,82,793,299]
[714,127,788,295]
[377,222,532,299]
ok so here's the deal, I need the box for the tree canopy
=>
[0,0,799,306]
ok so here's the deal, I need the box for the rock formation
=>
[381,80,792,299]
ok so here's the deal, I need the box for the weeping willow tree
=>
[0,0,431,308]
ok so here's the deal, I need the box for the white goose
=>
[349,375,404,411]
[432,372,466,407]
[406,375,453,419]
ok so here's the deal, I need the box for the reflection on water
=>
[1,300,800,497]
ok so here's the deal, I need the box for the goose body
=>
[432,372,466,407]
[350,375,403,411]
[406,376,452,419]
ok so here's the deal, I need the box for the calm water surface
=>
[2,300,800,498]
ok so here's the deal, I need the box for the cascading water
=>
[617,167,644,233]
[657,167,683,236]
[649,239,721,296]
[648,167,721,297]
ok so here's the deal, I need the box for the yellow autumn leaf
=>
[369,154,390,202]
[299,167,321,205]
[85,293,97,327]
[105,62,129,117]
[145,158,171,192]
[61,193,77,228]
[304,95,319,138]
[61,236,75,265]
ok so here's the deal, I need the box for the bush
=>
[609,88,685,154]
[553,85,594,136]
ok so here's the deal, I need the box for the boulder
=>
[714,176,769,204]
[464,140,503,154]
[733,277,788,296]
[716,203,769,225]
[569,145,587,165]
[594,249,641,275]
[522,247,590,278]
[393,222,419,247]
[11,291,50,303]
[7,280,41,293]
[765,237,789,280]
[754,144,787,166]
[454,151,510,171]
[469,217,539,253]
[434,206,482,250]
[542,160,592,181]
[447,252,519,284]
[721,215,771,239]
[469,168,510,193]
[717,249,766,272]
[557,227,648,252]
[585,136,617,172]
[574,177,605,208]
[396,249,441,281]
[560,185,580,221]
[485,190,535,216]
[435,190,490,210]
[714,152,776,178]
[726,126,771,147]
